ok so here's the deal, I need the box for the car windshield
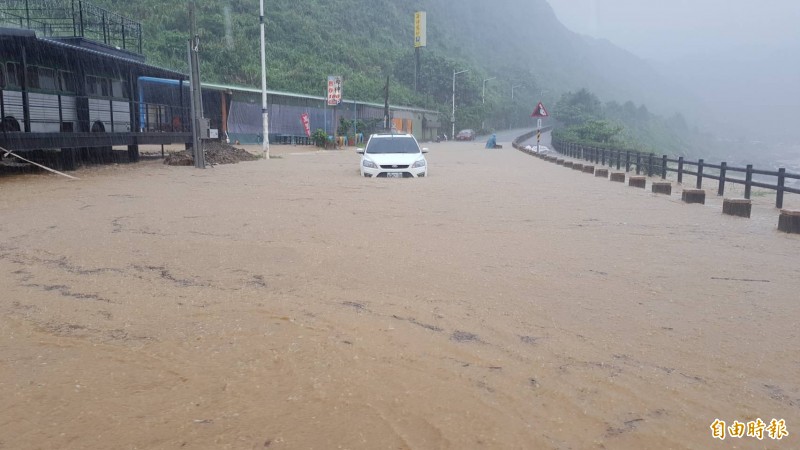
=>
[365,137,420,154]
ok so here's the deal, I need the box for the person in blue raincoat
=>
[485,134,497,149]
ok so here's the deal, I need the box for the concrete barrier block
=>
[651,181,672,195]
[564,161,574,168]
[573,163,584,171]
[778,209,800,233]
[556,159,565,165]
[595,168,609,178]
[681,189,706,204]
[582,165,595,173]
[722,198,752,218]
[610,172,626,183]
[628,176,646,188]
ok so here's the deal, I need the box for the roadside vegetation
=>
[552,89,717,156]
[96,0,714,153]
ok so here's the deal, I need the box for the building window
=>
[59,71,75,93]
[38,67,57,91]
[5,63,19,88]
[111,79,126,99]
[86,76,110,97]
[86,76,98,95]
[26,66,39,89]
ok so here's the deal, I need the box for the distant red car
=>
[456,129,475,141]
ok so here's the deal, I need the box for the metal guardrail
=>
[0,0,142,53]
[511,126,553,149]
[549,139,800,209]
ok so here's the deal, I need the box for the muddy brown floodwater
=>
[1,141,798,449]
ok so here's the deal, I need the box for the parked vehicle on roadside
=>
[456,129,475,141]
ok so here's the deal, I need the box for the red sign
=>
[531,102,549,117]
[327,75,342,106]
[300,113,311,137]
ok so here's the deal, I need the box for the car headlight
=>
[411,159,426,168]
[362,159,378,169]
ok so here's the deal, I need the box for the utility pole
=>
[353,98,357,146]
[187,1,205,169]
[482,77,495,104]
[511,84,523,100]
[452,69,468,139]
[414,47,420,93]
[383,75,390,131]
[481,77,496,131]
[259,0,270,158]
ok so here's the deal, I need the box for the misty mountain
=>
[429,0,695,115]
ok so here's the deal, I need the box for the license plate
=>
[386,172,403,178]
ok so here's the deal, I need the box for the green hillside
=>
[94,0,699,147]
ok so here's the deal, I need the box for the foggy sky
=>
[547,0,800,144]
[547,0,800,61]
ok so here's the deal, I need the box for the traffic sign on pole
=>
[532,102,547,152]
[531,102,549,117]
[537,129,541,153]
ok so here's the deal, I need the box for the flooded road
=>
[1,142,798,449]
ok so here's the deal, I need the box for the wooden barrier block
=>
[628,176,646,188]
[610,172,626,183]
[564,161,574,168]
[778,209,800,233]
[595,168,609,178]
[556,159,565,165]
[651,181,672,195]
[573,163,584,171]
[681,189,706,204]
[722,198,752,218]
[582,165,595,173]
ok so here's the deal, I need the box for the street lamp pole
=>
[452,69,469,139]
[482,77,496,104]
[259,0,270,158]
[511,84,523,100]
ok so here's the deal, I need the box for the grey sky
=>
[546,0,800,61]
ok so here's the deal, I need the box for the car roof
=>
[369,132,415,138]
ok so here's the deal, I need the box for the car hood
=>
[363,153,424,165]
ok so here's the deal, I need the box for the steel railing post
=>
[696,159,704,189]
[744,164,753,199]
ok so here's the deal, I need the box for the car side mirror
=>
[356,150,365,155]
[421,148,429,154]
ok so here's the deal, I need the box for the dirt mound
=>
[164,141,260,166]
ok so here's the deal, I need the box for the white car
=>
[358,133,428,178]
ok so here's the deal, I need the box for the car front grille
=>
[380,164,409,169]
[376,172,413,178]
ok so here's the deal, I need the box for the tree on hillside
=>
[553,88,602,126]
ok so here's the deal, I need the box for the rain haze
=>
[548,0,800,156]
[2,1,800,448]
